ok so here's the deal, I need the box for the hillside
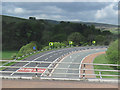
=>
[2,15,117,30]
[74,21,117,29]
[2,15,117,51]
[40,19,117,30]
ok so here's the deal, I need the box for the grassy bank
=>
[2,51,18,60]
[93,54,118,79]
[0,51,18,66]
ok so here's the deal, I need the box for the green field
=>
[2,51,18,60]
[93,54,118,79]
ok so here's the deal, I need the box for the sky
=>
[2,2,118,25]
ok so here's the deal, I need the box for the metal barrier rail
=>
[0,60,119,66]
[0,71,119,77]
[0,66,119,72]
[1,61,119,78]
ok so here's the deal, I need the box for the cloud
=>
[44,6,64,13]
[34,14,65,20]
[2,2,118,25]
[95,3,117,19]
[14,8,24,13]
[2,0,119,2]
[6,7,25,14]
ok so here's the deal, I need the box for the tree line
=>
[2,15,117,51]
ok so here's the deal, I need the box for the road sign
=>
[49,42,54,46]
[92,41,96,44]
[69,41,73,45]
[17,68,46,73]
[33,46,36,50]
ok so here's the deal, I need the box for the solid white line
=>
[79,55,89,78]
[78,49,106,78]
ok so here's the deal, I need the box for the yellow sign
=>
[69,41,73,44]
[92,41,96,44]
[49,42,54,46]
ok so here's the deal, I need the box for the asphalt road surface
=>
[1,46,107,78]
[50,48,107,79]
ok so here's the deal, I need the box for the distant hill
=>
[74,21,117,29]
[40,19,60,24]
[42,19,118,34]
[2,15,117,29]
[44,19,117,29]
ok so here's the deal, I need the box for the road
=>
[50,48,107,79]
[1,46,107,78]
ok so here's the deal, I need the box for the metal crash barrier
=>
[0,60,119,82]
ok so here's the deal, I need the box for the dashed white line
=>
[45,58,48,61]
[10,49,65,76]
[49,56,52,58]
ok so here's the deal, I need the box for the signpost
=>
[69,41,73,47]
[33,46,36,50]
[49,42,54,49]
[92,41,96,45]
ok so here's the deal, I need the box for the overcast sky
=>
[2,2,118,25]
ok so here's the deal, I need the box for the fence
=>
[0,60,119,81]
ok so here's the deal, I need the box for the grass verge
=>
[93,54,118,79]
[2,51,18,60]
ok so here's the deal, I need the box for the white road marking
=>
[49,56,52,58]
[65,59,73,77]
[45,58,48,61]
[10,49,66,76]
[78,49,106,78]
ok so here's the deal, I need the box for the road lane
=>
[51,48,107,79]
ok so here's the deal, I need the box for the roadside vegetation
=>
[94,39,119,78]
[94,54,118,79]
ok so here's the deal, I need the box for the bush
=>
[17,41,37,57]
[53,42,66,48]
[106,40,120,69]
[82,42,88,46]
[60,42,66,47]
[53,42,61,48]
[43,46,49,50]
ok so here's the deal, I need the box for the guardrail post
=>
[36,63,38,77]
[99,72,102,79]
[83,64,86,79]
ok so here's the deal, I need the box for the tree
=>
[17,41,37,57]
[95,35,105,45]
[29,17,36,20]
[67,32,85,45]
[87,34,95,45]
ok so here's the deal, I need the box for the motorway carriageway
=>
[50,48,107,79]
[2,46,107,77]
